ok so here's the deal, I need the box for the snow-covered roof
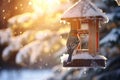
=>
[61,0,108,22]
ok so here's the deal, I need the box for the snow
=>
[60,54,69,63]
[100,45,120,59]
[107,13,115,21]
[2,45,15,61]
[72,52,107,60]
[0,28,12,45]
[60,52,107,63]
[100,28,120,45]
[0,69,53,80]
[54,47,67,58]
[94,55,107,60]
[15,40,42,65]
[16,33,61,65]
[99,28,120,58]
[19,31,63,65]
[35,30,53,40]
[61,0,108,22]
[2,37,23,61]
[72,52,93,59]
[2,31,33,61]
[8,13,36,24]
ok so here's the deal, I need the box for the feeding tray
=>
[63,53,107,68]
[63,59,106,67]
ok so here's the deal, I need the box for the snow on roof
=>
[61,0,108,22]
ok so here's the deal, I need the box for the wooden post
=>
[95,19,99,53]
[88,19,96,55]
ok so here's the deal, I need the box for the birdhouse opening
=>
[77,21,89,52]
[77,34,89,51]
[80,22,89,30]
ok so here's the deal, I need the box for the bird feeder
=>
[61,0,108,67]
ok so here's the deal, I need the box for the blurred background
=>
[0,0,120,80]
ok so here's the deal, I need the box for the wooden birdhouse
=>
[61,0,108,67]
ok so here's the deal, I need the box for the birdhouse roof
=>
[61,0,108,22]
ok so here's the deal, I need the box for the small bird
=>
[66,31,79,62]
